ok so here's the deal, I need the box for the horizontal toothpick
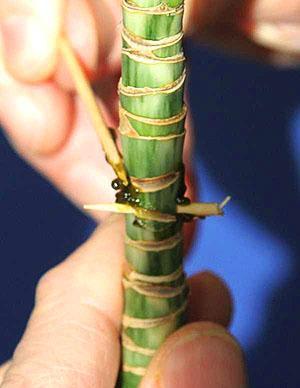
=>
[59,36,128,186]
[176,202,224,217]
[84,197,231,221]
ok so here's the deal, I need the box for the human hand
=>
[0,3,256,386]
[1,0,298,225]
[0,0,123,219]
[0,215,247,387]
[188,0,300,62]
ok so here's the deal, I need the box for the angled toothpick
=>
[58,36,128,186]
[219,196,231,209]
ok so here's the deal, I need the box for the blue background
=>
[1,42,300,387]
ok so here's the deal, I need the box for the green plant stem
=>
[118,1,187,386]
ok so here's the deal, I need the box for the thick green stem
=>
[119,1,187,386]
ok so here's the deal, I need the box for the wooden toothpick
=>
[84,198,230,221]
[58,37,128,186]
[84,203,177,223]
[220,196,232,209]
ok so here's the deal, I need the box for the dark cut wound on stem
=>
[119,1,187,387]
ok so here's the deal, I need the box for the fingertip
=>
[188,271,233,327]
[0,0,65,82]
[141,322,247,388]
[0,82,73,155]
[30,83,73,154]
[0,15,54,82]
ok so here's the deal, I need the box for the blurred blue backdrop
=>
[1,42,300,387]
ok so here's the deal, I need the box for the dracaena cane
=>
[59,2,228,386]
[118,1,189,386]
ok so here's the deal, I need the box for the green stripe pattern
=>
[119,1,187,386]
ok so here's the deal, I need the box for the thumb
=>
[140,322,248,388]
[0,0,65,82]
[1,215,124,387]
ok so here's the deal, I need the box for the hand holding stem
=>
[0,0,298,219]
[0,0,298,386]
[0,216,246,387]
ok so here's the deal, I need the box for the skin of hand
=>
[1,0,297,386]
[0,215,247,388]
[0,0,299,218]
